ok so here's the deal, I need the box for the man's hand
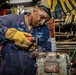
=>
[5,28,32,48]
[29,42,36,51]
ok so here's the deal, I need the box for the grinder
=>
[26,36,35,42]
[27,36,38,50]
[28,36,39,58]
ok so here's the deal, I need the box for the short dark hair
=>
[36,2,51,18]
[38,5,51,18]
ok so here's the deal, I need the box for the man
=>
[0,4,51,75]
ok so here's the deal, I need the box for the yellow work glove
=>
[5,28,32,48]
[29,42,36,51]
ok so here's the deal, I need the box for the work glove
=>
[5,28,32,48]
[29,42,36,51]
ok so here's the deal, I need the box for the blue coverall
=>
[0,12,51,75]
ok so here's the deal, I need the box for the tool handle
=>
[26,36,35,42]
[26,36,32,42]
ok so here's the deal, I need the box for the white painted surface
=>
[10,0,32,4]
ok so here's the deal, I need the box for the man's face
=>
[31,6,50,27]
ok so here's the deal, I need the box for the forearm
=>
[0,22,9,45]
[0,15,12,44]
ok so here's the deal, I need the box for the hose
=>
[73,14,76,24]
[70,48,76,61]
[64,14,72,25]
[64,14,70,24]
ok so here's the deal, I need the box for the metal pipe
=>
[56,42,76,45]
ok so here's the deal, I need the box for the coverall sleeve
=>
[37,26,51,52]
[0,14,13,45]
